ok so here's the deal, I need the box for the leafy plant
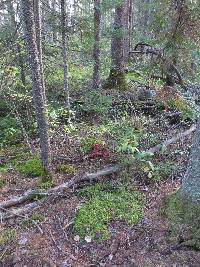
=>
[0,177,6,189]
[82,92,112,115]
[22,213,45,228]
[56,164,76,174]
[38,172,53,189]
[0,116,21,147]
[80,136,101,153]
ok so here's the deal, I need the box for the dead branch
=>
[148,125,196,154]
[0,165,120,210]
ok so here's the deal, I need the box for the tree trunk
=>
[181,118,200,201]
[105,0,128,90]
[20,0,50,172]
[60,0,70,110]
[33,0,47,105]
[92,0,101,90]
[52,0,58,42]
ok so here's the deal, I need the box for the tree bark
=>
[105,0,128,90]
[92,0,101,90]
[20,0,50,172]
[181,118,200,201]
[61,0,70,109]
[33,0,47,105]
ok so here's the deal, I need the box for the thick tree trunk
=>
[20,0,50,172]
[181,118,200,201]
[61,0,70,109]
[92,0,101,90]
[105,0,128,90]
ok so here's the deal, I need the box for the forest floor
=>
[0,89,199,267]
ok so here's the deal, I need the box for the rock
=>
[137,87,156,101]
[18,237,28,246]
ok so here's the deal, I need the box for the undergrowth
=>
[16,158,45,177]
[0,228,16,247]
[74,183,143,240]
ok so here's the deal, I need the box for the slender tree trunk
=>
[92,0,101,90]
[128,0,133,58]
[124,0,130,60]
[33,0,47,105]
[52,0,57,42]
[20,0,50,172]
[61,0,70,109]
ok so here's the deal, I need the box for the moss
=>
[74,184,143,240]
[0,177,6,189]
[16,158,45,177]
[162,191,200,249]
[163,192,200,226]
[0,228,16,247]
[56,164,76,174]
[104,69,128,91]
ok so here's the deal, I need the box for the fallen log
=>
[148,125,196,154]
[0,125,196,218]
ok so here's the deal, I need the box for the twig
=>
[0,205,43,234]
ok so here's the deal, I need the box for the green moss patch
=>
[56,164,76,174]
[0,176,6,189]
[0,228,16,247]
[16,158,45,177]
[74,184,143,240]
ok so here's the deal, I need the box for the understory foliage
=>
[74,183,143,240]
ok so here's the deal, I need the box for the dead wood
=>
[0,165,120,211]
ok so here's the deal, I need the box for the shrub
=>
[74,184,143,240]
[80,136,101,153]
[0,116,21,147]
[82,92,112,115]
